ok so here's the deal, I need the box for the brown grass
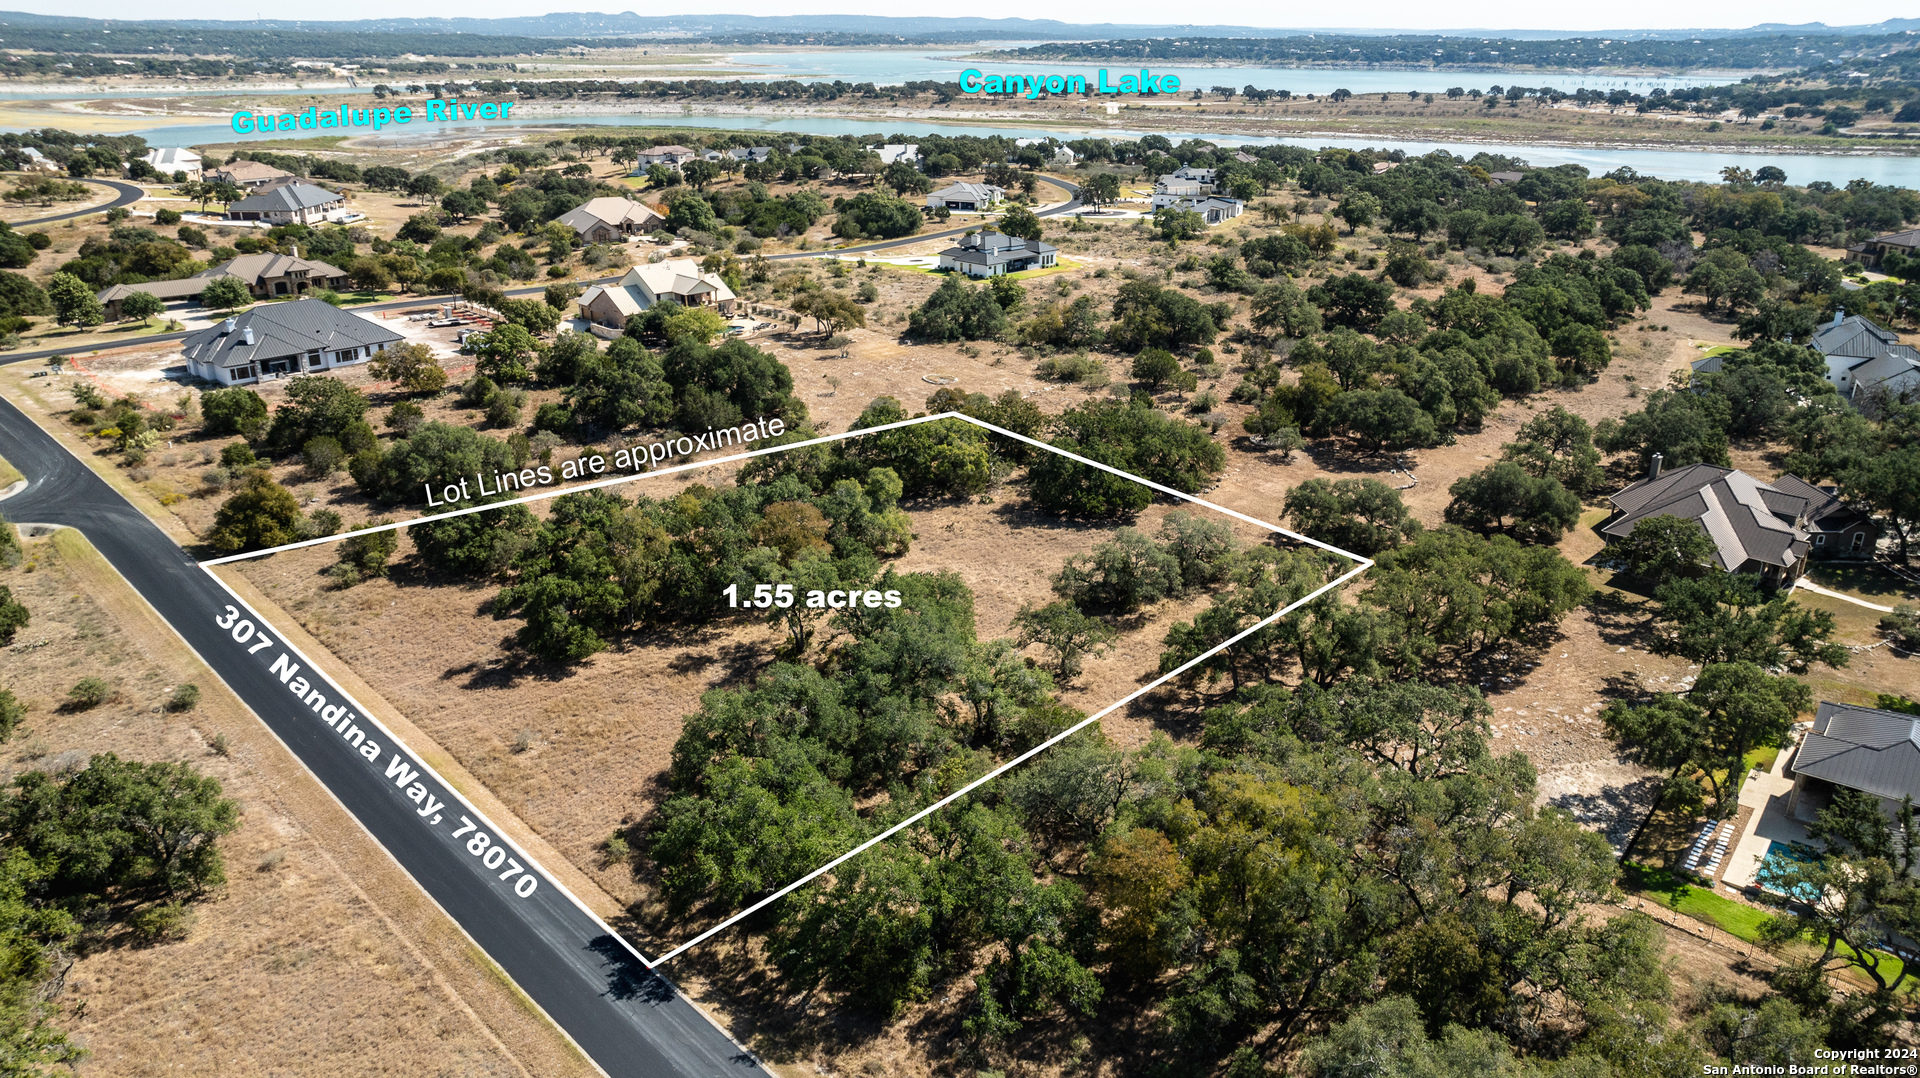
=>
[0,526,597,1078]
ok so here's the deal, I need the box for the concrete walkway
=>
[1724,723,1813,891]
[1794,577,1897,613]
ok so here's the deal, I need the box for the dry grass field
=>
[0,526,597,1078]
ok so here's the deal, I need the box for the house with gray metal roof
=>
[1600,458,1876,585]
[226,182,350,225]
[936,230,1058,278]
[181,298,402,385]
[1788,701,1920,822]
[927,182,1005,212]
[1815,312,1920,405]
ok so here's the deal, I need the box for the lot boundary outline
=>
[199,412,1374,967]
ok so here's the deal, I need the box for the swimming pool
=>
[1755,841,1820,902]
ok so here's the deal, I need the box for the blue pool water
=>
[1756,840,1820,902]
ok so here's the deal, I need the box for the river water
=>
[5,48,1916,186]
[121,111,1920,187]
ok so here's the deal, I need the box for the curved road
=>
[0,175,1082,367]
[2,178,147,227]
[0,396,767,1078]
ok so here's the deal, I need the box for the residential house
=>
[927,182,1006,212]
[1170,165,1217,185]
[937,230,1058,278]
[1161,195,1245,224]
[873,144,921,166]
[95,248,350,319]
[577,258,738,329]
[1231,150,1259,164]
[1600,458,1877,586]
[1846,227,1920,269]
[1787,702,1920,823]
[226,183,350,226]
[727,146,774,163]
[1372,161,1400,175]
[141,147,202,179]
[1488,170,1525,185]
[1149,173,1210,209]
[1011,138,1076,164]
[556,197,664,243]
[634,145,699,169]
[1814,311,1920,404]
[181,298,401,385]
[16,147,61,174]
[206,160,296,189]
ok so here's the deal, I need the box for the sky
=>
[8,0,1919,32]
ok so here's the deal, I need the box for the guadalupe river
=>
[7,48,1918,186]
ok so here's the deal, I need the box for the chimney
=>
[241,326,254,346]
[1833,309,1845,327]
[220,317,236,335]
[1649,453,1664,481]
[290,245,298,260]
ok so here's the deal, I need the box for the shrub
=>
[302,436,346,478]
[0,585,29,645]
[167,684,201,712]
[67,677,112,709]
[201,388,268,438]
[218,441,257,468]
[128,901,196,943]
[0,688,22,741]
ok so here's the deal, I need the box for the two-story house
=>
[936,230,1059,278]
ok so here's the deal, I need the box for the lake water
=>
[723,50,1737,98]
[125,111,1920,187]
[0,49,1752,101]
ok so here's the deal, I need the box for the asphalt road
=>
[0,394,767,1078]
[2,178,148,227]
[0,175,1083,367]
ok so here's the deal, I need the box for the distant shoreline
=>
[953,56,1781,79]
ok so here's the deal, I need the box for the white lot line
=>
[201,412,1373,965]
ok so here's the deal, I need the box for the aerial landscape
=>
[2,1,1920,1075]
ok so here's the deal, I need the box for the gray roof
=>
[1795,702,1920,803]
[1602,462,1811,572]
[98,278,209,302]
[1813,313,1901,359]
[198,252,347,285]
[940,230,1057,267]
[1865,228,1920,250]
[180,298,401,370]
[228,183,344,214]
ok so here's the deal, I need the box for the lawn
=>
[1623,862,1771,941]
[0,450,20,488]
[1806,563,1918,607]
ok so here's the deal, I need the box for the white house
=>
[927,182,1006,212]
[1159,195,1244,224]
[577,258,738,329]
[142,147,202,179]
[937,230,1058,278]
[1815,311,1920,405]
[225,182,351,225]
[633,145,699,170]
[16,147,62,174]
[873,144,920,166]
[1012,138,1077,164]
[181,299,401,385]
[1150,173,1211,208]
